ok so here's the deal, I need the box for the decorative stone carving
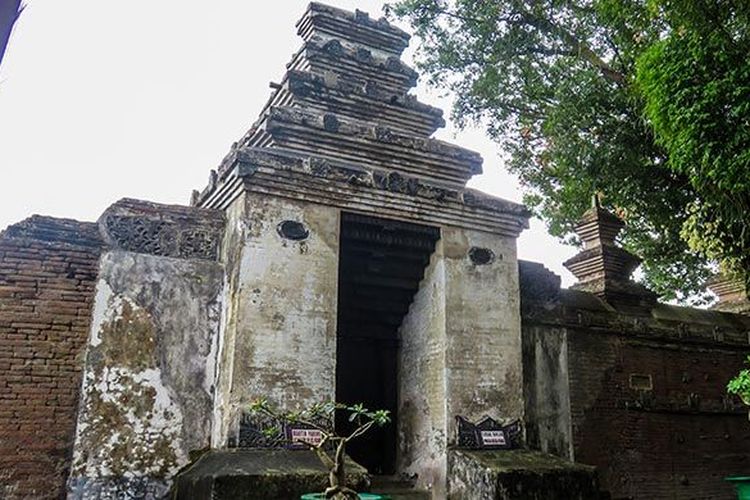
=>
[99,199,224,261]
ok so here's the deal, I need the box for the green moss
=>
[457,449,596,474]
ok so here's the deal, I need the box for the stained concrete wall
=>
[442,227,524,430]
[398,244,447,496]
[522,325,573,459]
[223,193,340,439]
[68,250,223,498]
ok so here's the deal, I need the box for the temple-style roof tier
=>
[564,199,657,307]
[262,70,444,137]
[196,148,530,238]
[574,203,625,249]
[192,2,530,238]
[238,106,481,189]
[708,274,750,314]
[296,2,410,57]
[287,36,418,95]
[564,246,641,284]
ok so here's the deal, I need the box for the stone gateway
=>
[1,3,749,500]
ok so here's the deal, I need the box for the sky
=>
[0,0,577,284]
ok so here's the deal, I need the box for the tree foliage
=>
[389,0,750,302]
[637,0,750,285]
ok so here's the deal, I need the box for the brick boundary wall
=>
[519,260,750,500]
[567,330,750,499]
[0,216,103,499]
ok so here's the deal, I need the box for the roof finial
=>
[563,200,657,307]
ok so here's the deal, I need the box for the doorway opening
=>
[335,212,440,475]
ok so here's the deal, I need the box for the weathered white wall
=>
[68,250,223,498]
[442,227,524,430]
[396,226,524,498]
[397,243,447,496]
[211,194,246,447]
[227,193,340,425]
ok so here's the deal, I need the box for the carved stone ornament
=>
[277,220,310,241]
[232,412,329,450]
[469,247,495,265]
[456,415,522,450]
[102,215,219,261]
[232,412,286,449]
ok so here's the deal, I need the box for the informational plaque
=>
[479,429,507,447]
[287,426,324,447]
[456,415,521,450]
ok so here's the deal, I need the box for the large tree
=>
[389,0,750,302]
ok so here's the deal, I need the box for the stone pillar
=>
[443,227,524,428]
[220,193,340,442]
[398,243,447,495]
[563,197,657,308]
[398,226,524,497]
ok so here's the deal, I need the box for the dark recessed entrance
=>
[335,212,440,475]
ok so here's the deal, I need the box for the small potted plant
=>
[726,356,750,499]
[248,399,391,500]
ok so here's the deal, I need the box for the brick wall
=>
[568,330,750,499]
[0,216,102,499]
[520,261,750,500]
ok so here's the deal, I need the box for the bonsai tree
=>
[728,356,750,415]
[248,399,391,499]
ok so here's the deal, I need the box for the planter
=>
[300,494,388,500]
[726,476,750,500]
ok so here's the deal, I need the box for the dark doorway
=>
[335,212,439,475]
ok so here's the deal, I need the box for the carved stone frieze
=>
[99,199,224,261]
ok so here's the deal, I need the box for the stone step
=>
[369,476,431,500]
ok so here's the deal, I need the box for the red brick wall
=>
[0,216,102,499]
[568,331,750,499]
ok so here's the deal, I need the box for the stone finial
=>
[708,274,750,315]
[563,196,656,306]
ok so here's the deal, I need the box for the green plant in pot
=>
[248,399,391,500]
[726,356,750,499]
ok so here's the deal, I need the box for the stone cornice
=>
[522,294,750,350]
[197,148,530,238]
[99,199,225,261]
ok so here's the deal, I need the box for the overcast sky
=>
[0,0,577,284]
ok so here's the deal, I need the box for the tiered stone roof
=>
[564,197,657,307]
[191,2,530,238]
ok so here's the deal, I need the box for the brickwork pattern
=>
[568,331,750,499]
[0,216,102,499]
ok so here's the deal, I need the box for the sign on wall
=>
[456,415,522,450]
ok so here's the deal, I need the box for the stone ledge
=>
[448,449,605,500]
[173,449,369,500]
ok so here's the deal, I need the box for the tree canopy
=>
[390,0,750,302]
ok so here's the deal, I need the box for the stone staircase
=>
[370,476,431,500]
